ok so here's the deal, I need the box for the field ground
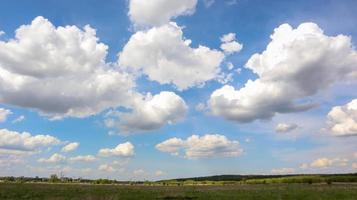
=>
[1,183,357,200]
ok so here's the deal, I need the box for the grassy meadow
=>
[1,182,357,200]
[1,174,357,199]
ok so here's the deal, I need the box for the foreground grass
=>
[1,183,357,200]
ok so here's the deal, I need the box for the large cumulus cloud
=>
[0,16,136,119]
[209,23,357,123]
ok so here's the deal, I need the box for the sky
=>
[0,0,356,181]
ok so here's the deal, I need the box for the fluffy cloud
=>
[271,168,295,174]
[69,155,96,162]
[0,16,136,118]
[128,0,197,26]
[0,108,11,122]
[98,142,135,157]
[38,153,66,164]
[0,129,60,152]
[156,134,243,159]
[105,91,187,134]
[98,161,127,172]
[326,99,357,136]
[209,23,357,123]
[119,23,225,90]
[98,164,116,172]
[155,137,185,156]
[309,157,349,168]
[61,142,79,153]
[220,33,243,54]
[275,123,298,133]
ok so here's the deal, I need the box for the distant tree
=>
[49,174,59,183]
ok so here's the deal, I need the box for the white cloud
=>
[226,62,234,70]
[220,33,243,54]
[0,16,136,118]
[105,91,187,134]
[12,115,25,123]
[209,23,357,123]
[38,153,66,164]
[221,41,242,54]
[69,155,96,162]
[156,134,243,159]
[216,72,234,84]
[98,164,116,172]
[128,0,198,26]
[0,31,4,36]
[0,129,60,152]
[119,22,225,90]
[156,137,185,156]
[310,158,333,168]
[271,168,295,174]
[309,157,349,168]
[61,142,79,153]
[275,123,298,133]
[0,108,11,123]
[220,33,236,43]
[98,160,128,173]
[221,33,243,54]
[155,170,166,176]
[98,142,135,157]
[326,99,357,136]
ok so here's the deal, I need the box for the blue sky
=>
[0,0,356,180]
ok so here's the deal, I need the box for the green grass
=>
[1,183,357,200]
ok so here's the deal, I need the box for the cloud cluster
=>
[0,129,61,152]
[302,157,349,169]
[0,108,11,123]
[156,134,243,159]
[209,23,357,123]
[0,16,135,119]
[220,33,243,54]
[275,123,298,133]
[128,0,197,26]
[326,99,357,136]
[119,22,225,90]
[61,142,79,153]
[98,142,135,157]
[105,91,187,134]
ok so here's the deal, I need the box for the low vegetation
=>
[1,174,357,199]
[1,182,357,200]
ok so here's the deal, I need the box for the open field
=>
[1,183,357,200]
